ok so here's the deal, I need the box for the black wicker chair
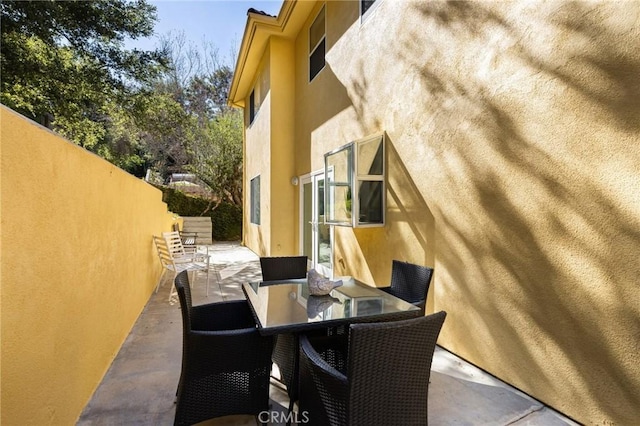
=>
[259,256,308,281]
[258,256,308,414]
[379,260,434,313]
[298,311,447,426]
[174,271,274,426]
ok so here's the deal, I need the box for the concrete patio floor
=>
[78,242,579,425]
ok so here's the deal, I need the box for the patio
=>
[78,242,578,425]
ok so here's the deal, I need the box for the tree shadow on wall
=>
[392,1,640,423]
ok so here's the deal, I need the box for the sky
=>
[127,0,283,66]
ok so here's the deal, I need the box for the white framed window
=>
[250,175,260,224]
[324,133,385,227]
[325,146,351,225]
[309,5,326,82]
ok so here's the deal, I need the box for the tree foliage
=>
[140,32,243,207]
[1,3,244,208]
[1,0,163,86]
[186,109,243,206]
[1,0,165,156]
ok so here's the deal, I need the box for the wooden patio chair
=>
[153,234,210,302]
[170,223,200,253]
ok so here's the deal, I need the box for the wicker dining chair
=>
[298,311,447,426]
[258,255,308,414]
[173,271,274,426]
[379,260,434,313]
[259,256,309,281]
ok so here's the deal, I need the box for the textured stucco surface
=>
[237,1,640,424]
[0,107,177,424]
[244,50,272,255]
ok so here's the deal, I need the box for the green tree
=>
[142,31,243,207]
[1,0,165,156]
[100,98,153,176]
[186,109,243,207]
[136,91,195,178]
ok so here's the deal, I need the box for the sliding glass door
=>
[301,172,332,277]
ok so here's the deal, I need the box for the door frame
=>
[299,170,333,277]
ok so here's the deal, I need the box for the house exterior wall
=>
[269,36,299,255]
[236,0,640,423]
[244,50,272,254]
[0,106,177,424]
[243,37,299,256]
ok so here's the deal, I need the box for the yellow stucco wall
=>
[243,38,300,257]
[269,36,298,255]
[0,106,177,424]
[237,0,640,424]
[244,50,272,255]
[308,1,640,423]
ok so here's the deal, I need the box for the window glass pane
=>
[358,180,383,224]
[250,176,260,224]
[326,145,351,187]
[324,134,385,227]
[309,38,325,81]
[361,0,376,16]
[318,179,325,216]
[332,185,351,223]
[249,91,255,124]
[357,135,383,176]
[303,181,313,259]
[325,144,353,224]
[309,6,325,50]
[317,179,331,268]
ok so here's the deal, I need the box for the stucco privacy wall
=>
[236,0,640,424]
[0,106,176,424]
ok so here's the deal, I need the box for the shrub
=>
[154,185,242,241]
[211,202,242,241]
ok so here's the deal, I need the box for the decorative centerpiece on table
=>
[307,268,343,296]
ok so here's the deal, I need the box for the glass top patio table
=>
[242,277,421,335]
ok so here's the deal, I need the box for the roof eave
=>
[228,0,315,107]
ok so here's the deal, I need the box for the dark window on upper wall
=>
[249,90,256,124]
[309,39,326,81]
[309,5,325,82]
